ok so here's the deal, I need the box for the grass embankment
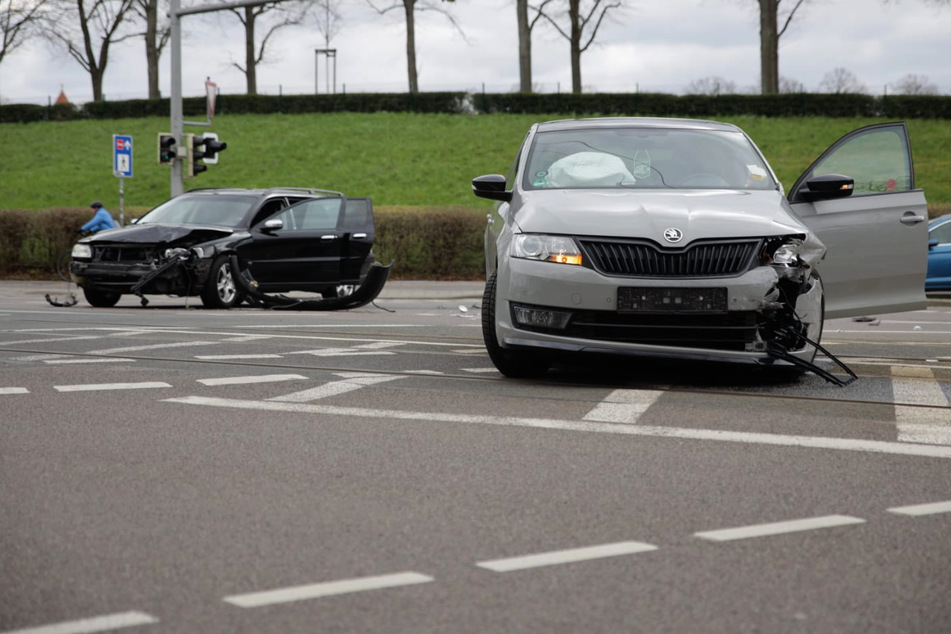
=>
[1,113,949,210]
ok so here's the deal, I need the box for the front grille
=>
[579,238,761,278]
[93,245,153,263]
[515,306,759,352]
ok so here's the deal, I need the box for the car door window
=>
[268,198,343,232]
[932,221,951,244]
[792,125,913,199]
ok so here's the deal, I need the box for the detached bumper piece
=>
[766,326,857,387]
[231,255,392,311]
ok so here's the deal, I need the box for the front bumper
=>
[495,258,822,365]
[70,258,212,296]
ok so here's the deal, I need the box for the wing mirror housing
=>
[472,174,512,202]
[262,218,283,233]
[800,174,855,202]
[929,238,939,250]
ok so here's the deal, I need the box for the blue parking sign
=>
[113,134,133,178]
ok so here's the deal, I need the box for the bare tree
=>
[890,73,939,95]
[819,67,866,94]
[45,0,137,102]
[685,76,737,96]
[228,0,308,94]
[516,0,552,93]
[366,0,460,94]
[1,0,47,66]
[312,0,344,93]
[131,0,169,99]
[536,0,623,94]
[755,0,806,95]
[779,75,803,93]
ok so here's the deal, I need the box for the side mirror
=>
[929,238,939,250]
[472,174,512,202]
[262,218,283,232]
[799,174,855,202]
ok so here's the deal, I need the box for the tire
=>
[482,272,550,378]
[56,249,72,282]
[200,255,244,309]
[83,288,121,308]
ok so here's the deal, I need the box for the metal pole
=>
[170,0,184,197]
[315,49,319,95]
[119,177,125,226]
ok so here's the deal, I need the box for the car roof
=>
[534,117,743,133]
[181,187,344,198]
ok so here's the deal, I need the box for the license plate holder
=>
[617,287,728,312]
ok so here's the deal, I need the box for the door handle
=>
[352,233,367,239]
[320,234,337,241]
[900,212,926,225]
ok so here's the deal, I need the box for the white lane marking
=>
[223,572,433,608]
[0,387,29,395]
[85,341,220,355]
[13,354,69,361]
[2,336,114,347]
[356,342,404,350]
[694,515,866,542]
[1,610,158,634]
[404,370,444,375]
[163,396,951,459]
[887,500,951,516]
[194,354,283,360]
[462,367,502,373]
[55,382,172,393]
[583,389,666,424]
[453,349,486,354]
[268,374,403,403]
[286,347,395,357]
[44,358,135,365]
[222,335,273,342]
[892,368,951,445]
[476,541,658,572]
[198,374,308,386]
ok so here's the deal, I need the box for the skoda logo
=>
[663,228,684,243]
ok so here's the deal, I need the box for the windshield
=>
[524,127,777,191]
[138,195,256,228]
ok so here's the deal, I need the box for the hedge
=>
[0,206,487,281]
[4,92,951,123]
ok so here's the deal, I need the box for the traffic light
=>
[184,133,207,178]
[158,133,177,164]
[200,132,227,165]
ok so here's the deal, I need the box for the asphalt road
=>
[1,281,950,634]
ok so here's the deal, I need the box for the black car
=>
[69,187,378,308]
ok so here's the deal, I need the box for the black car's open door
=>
[788,122,928,319]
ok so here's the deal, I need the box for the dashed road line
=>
[583,389,666,424]
[163,396,951,459]
[267,373,403,403]
[893,367,951,445]
[197,374,308,386]
[55,382,172,393]
[0,387,29,395]
[44,358,135,365]
[194,354,283,360]
[222,571,434,608]
[694,515,866,542]
[887,500,951,516]
[85,341,221,355]
[1,611,158,634]
[476,541,658,572]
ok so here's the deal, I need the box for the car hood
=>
[514,189,809,242]
[83,224,235,245]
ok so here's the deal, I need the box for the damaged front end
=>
[754,235,856,386]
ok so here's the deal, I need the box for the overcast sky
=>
[3,0,951,105]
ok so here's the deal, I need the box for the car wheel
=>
[482,272,551,378]
[201,255,244,309]
[83,288,121,308]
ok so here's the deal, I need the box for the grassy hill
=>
[1,112,949,210]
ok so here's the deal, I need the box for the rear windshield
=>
[524,127,777,191]
[138,195,256,228]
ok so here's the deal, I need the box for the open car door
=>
[788,122,928,319]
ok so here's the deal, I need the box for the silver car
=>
[473,117,928,379]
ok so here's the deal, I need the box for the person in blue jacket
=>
[81,201,117,233]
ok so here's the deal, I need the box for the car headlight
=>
[71,244,92,259]
[763,237,804,267]
[511,234,583,266]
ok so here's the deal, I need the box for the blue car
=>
[927,214,951,291]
